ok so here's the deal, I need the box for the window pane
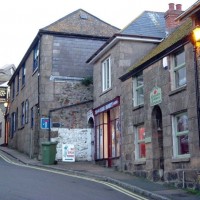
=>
[175,67,186,87]
[178,135,189,155]
[175,50,185,66]
[116,119,120,157]
[138,127,145,140]
[136,74,143,87]
[96,127,100,159]
[139,143,146,158]
[137,87,144,105]
[99,113,103,124]
[106,60,110,88]
[102,58,111,91]
[104,125,108,158]
[111,121,116,157]
[177,114,188,132]
[100,125,103,159]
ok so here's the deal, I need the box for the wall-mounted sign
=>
[62,144,75,162]
[94,96,120,115]
[0,87,7,102]
[40,118,51,129]
[150,86,162,106]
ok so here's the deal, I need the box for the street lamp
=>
[192,26,200,47]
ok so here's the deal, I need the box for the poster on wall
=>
[62,144,75,162]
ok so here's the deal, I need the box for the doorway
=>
[152,106,164,181]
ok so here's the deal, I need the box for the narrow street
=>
[0,155,148,200]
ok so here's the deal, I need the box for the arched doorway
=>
[152,106,164,181]
[88,117,95,161]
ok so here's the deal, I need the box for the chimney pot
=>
[176,4,182,11]
[169,3,175,10]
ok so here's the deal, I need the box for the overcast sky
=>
[0,0,197,68]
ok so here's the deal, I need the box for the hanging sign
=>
[62,144,75,162]
[150,86,162,106]
[0,87,7,102]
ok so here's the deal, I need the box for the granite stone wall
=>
[51,128,92,161]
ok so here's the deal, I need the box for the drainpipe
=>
[193,47,200,146]
[48,99,93,142]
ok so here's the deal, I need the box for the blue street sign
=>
[41,118,51,129]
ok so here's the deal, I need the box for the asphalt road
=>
[0,156,148,200]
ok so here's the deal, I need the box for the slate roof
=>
[0,64,15,85]
[120,11,166,38]
[41,9,120,37]
[120,18,193,81]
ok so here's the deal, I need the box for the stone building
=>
[0,64,15,145]
[87,10,167,167]
[7,9,119,160]
[119,2,200,189]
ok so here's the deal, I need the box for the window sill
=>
[134,159,146,165]
[18,126,24,130]
[21,84,25,90]
[169,85,186,96]
[99,88,112,97]
[171,155,190,163]
[132,104,144,111]
[32,68,38,76]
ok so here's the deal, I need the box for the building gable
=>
[41,9,119,37]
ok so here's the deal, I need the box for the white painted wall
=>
[51,128,92,161]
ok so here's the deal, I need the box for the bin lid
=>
[41,141,57,146]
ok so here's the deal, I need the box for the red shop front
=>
[93,97,120,167]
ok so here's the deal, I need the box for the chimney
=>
[164,3,184,34]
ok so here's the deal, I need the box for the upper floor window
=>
[16,107,18,130]
[172,49,186,89]
[0,122,2,138]
[133,72,144,107]
[172,112,189,157]
[25,99,29,124]
[12,78,15,99]
[21,102,25,126]
[22,64,26,86]
[31,107,34,128]
[102,57,111,92]
[33,42,39,72]
[135,125,146,160]
[11,112,16,138]
[17,72,20,93]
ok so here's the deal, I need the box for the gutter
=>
[48,100,93,141]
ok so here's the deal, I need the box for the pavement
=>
[0,146,199,200]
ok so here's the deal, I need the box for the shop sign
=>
[62,144,75,162]
[0,87,7,102]
[94,97,120,115]
[150,86,162,106]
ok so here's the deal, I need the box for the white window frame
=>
[171,49,186,90]
[102,57,111,92]
[134,125,146,160]
[172,112,190,158]
[133,72,144,107]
